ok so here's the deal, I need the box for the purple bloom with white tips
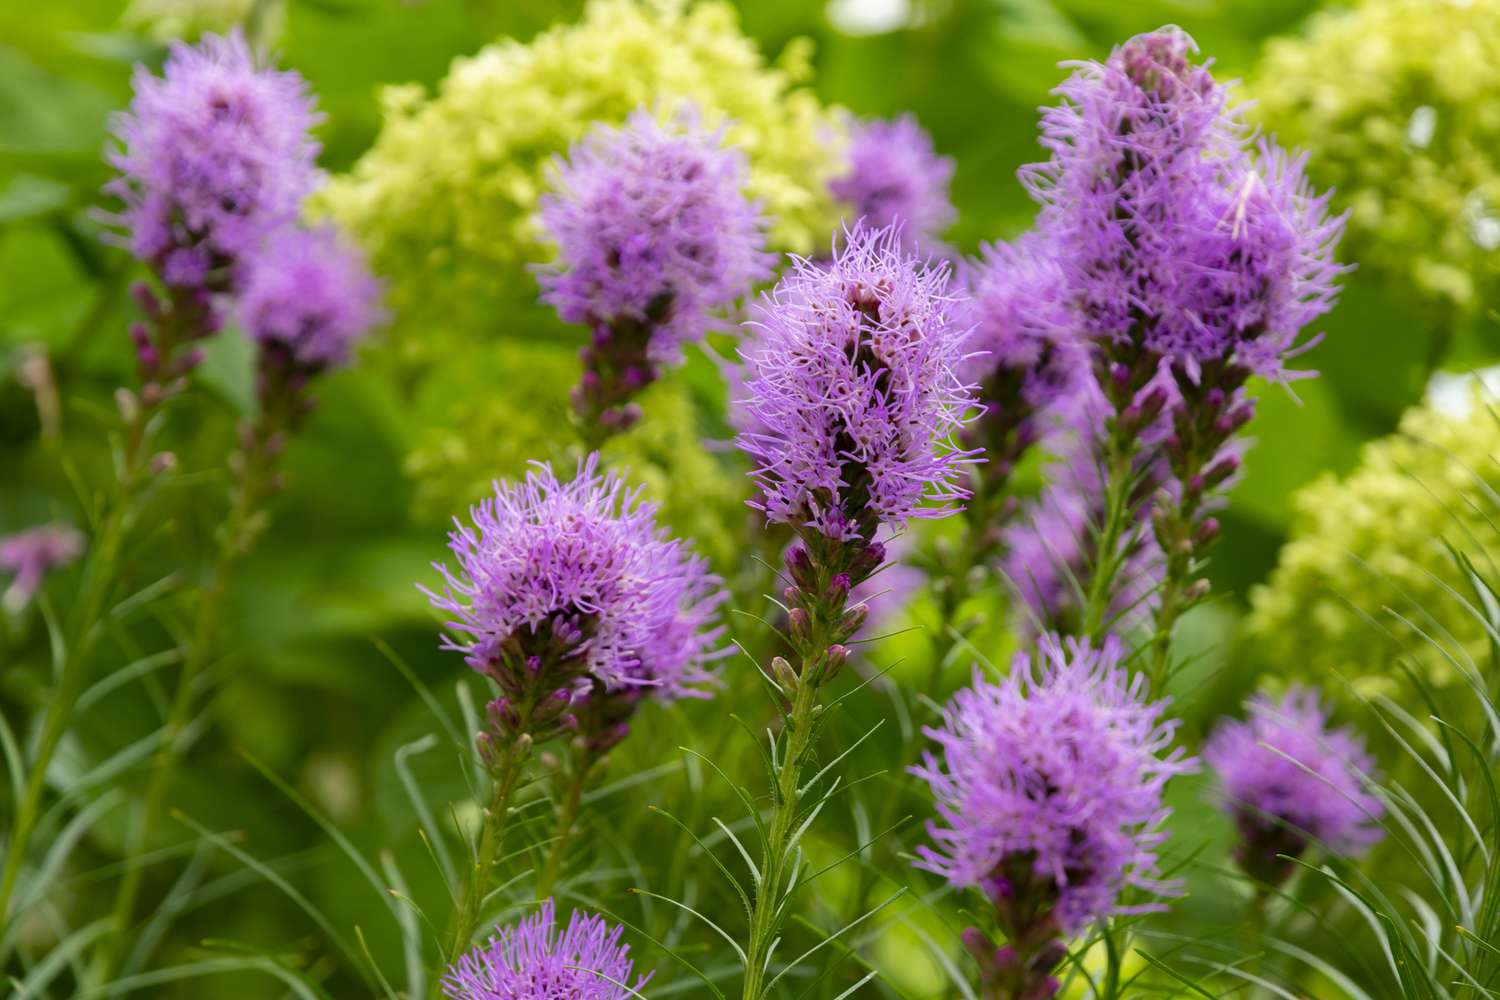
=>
[539,108,772,362]
[442,898,649,1000]
[734,222,977,542]
[0,524,85,612]
[915,634,1194,937]
[106,29,321,291]
[1206,686,1384,884]
[424,455,726,699]
[238,225,385,373]
[830,114,956,252]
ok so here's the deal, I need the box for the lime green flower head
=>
[406,339,748,573]
[317,0,844,352]
[1247,391,1500,695]
[125,0,278,41]
[1252,0,1500,315]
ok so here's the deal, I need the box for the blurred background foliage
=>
[3,0,1499,997]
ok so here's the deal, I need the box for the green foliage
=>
[1247,393,1500,696]
[315,0,845,357]
[1252,0,1500,320]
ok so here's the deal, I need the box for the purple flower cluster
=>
[830,114,956,252]
[914,634,1194,935]
[107,29,321,291]
[0,524,85,612]
[957,231,1082,496]
[425,455,726,699]
[442,899,649,1000]
[734,223,977,542]
[238,225,385,374]
[1021,28,1345,383]
[539,108,772,363]
[1206,687,1384,882]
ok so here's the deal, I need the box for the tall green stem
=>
[94,431,275,983]
[1079,435,1139,641]
[0,400,157,930]
[741,675,820,1000]
[535,748,597,899]
[429,740,529,1000]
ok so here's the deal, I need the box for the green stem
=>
[0,401,156,930]
[430,743,529,999]
[741,674,820,1000]
[1079,433,1138,641]
[535,748,596,899]
[93,440,271,984]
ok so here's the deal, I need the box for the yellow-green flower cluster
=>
[1252,0,1500,315]
[317,0,843,349]
[1247,394,1500,694]
[406,344,748,573]
[124,0,276,41]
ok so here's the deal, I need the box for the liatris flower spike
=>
[1205,686,1384,887]
[442,898,650,1000]
[107,30,321,387]
[933,230,1082,623]
[735,222,975,686]
[424,455,726,766]
[215,223,384,559]
[915,635,1195,999]
[0,524,85,613]
[1020,28,1345,648]
[539,108,772,443]
[830,113,956,252]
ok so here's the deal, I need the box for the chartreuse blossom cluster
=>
[405,366,750,574]
[1253,0,1500,315]
[1249,393,1500,693]
[316,0,843,348]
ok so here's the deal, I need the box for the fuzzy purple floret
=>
[958,230,1082,415]
[538,108,773,363]
[106,30,322,289]
[1205,687,1384,854]
[1020,28,1345,382]
[0,524,85,611]
[237,225,385,371]
[442,899,649,1000]
[914,634,1195,934]
[734,222,978,540]
[830,114,956,251]
[423,455,727,698]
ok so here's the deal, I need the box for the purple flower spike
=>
[1206,686,1384,885]
[442,898,650,1000]
[424,455,726,701]
[830,114,956,252]
[0,524,85,612]
[539,107,773,362]
[1021,27,1346,383]
[735,222,978,542]
[238,225,386,374]
[106,29,322,291]
[914,634,1195,937]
